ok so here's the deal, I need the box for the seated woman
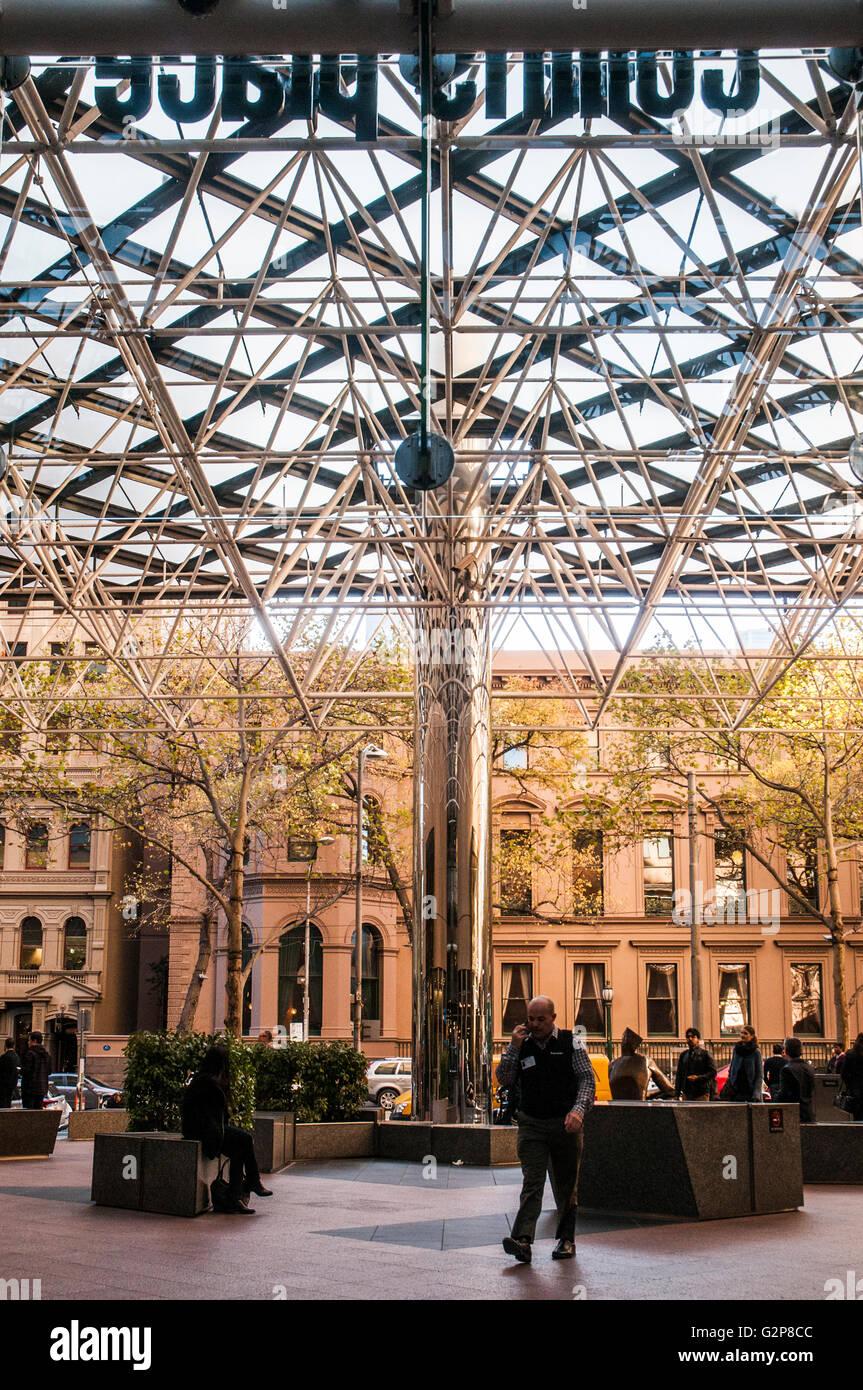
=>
[181,1045,272,1214]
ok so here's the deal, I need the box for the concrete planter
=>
[68,1109,130,1141]
[293,1120,375,1159]
[253,1111,295,1170]
[0,1108,62,1159]
[375,1120,518,1166]
[802,1124,863,1183]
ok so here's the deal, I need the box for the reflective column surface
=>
[412,447,492,1124]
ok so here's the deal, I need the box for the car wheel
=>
[377,1088,400,1111]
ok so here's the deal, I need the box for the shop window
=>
[787,840,819,915]
[573,963,605,1034]
[278,923,322,1037]
[63,917,87,971]
[572,829,603,915]
[713,825,746,921]
[718,963,750,1035]
[19,917,43,971]
[68,821,91,869]
[26,821,49,869]
[643,824,674,915]
[351,924,382,1021]
[499,825,532,914]
[501,962,533,1034]
[646,963,678,1035]
[790,962,823,1035]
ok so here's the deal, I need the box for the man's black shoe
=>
[551,1239,575,1259]
[502,1236,532,1263]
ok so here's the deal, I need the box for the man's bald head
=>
[526,996,556,1041]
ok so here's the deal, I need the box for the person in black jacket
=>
[763,1044,789,1101]
[0,1039,19,1108]
[838,1034,863,1123]
[675,1028,717,1100]
[20,1031,50,1109]
[777,1037,816,1124]
[181,1046,272,1214]
[724,1025,764,1102]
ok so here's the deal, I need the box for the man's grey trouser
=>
[510,1112,584,1244]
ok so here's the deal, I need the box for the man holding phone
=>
[496,995,595,1262]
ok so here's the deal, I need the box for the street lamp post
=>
[302,836,334,1042]
[601,982,614,1062]
[354,745,388,1050]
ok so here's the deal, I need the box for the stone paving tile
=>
[1,1145,861,1301]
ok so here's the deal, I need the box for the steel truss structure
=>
[2,50,863,735]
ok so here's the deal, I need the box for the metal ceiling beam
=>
[1,0,862,54]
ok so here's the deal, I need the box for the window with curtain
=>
[278,923,322,1036]
[790,962,823,1035]
[646,963,678,1034]
[714,825,746,920]
[573,963,605,1034]
[718,963,750,1035]
[351,924,382,1020]
[63,917,87,971]
[19,916,43,970]
[643,823,674,915]
[26,821,49,869]
[786,840,819,915]
[572,829,603,915]
[501,962,533,1033]
[499,825,533,913]
[68,822,91,869]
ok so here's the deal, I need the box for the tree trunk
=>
[224,841,245,1036]
[823,787,849,1050]
[176,905,214,1033]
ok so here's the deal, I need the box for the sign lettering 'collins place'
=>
[94,51,767,142]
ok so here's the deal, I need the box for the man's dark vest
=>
[517,1030,578,1119]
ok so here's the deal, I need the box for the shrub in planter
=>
[251,1040,368,1122]
[124,1030,256,1133]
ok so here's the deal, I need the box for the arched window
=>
[19,917,43,970]
[68,821,91,869]
[26,822,49,869]
[242,924,253,1036]
[278,924,322,1037]
[64,917,87,971]
[350,924,382,1022]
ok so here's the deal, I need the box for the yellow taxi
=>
[389,1053,611,1117]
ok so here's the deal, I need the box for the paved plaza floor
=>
[0,1140,859,1303]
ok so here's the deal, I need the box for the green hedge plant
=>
[124,1030,256,1132]
[252,1039,368,1122]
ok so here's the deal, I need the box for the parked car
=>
[11,1082,71,1131]
[366,1058,412,1110]
[715,1064,771,1101]
[48,1073,123,1109]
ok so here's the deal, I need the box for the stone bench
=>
[0,1108,62,1159]
[91,1132,219,1216]
[252,1111,294,1172]
[801,1124,863,1183]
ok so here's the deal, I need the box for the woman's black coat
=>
[181,1074,227,1159]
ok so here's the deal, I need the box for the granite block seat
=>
[801,1124,863,1183]
[91,1131,219,1216]
[0,1108,62,1159]
[252,1111,294,1172]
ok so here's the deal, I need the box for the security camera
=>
[197,971,207,981]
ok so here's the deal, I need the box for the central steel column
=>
[412,445,492,1124]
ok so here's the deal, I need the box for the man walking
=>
[763,1044,789,1101]
[674,1028,716,1101]
[20,1031,50,1110]
[496,995,595,1263]
[0,1039,19,1108]
[777,1037,816,1123]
